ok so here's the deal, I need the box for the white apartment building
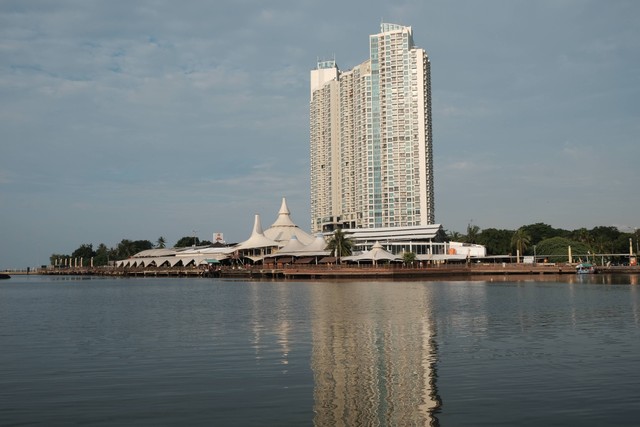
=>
[310,23,434,234]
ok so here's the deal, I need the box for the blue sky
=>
[1,0,639,268]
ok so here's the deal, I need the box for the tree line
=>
[450,223,639,263]
[50,236,213,267]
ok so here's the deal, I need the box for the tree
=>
[132,240,153,253]
[325,229,353,261]
[402,251,417,266]
[590,226,621,251]
[477,228,513,255]
[435,227,448,242]
[446,230,463,242]
[49,253,70,266]
[93,243,110,266]
[520,223,568,246]
[113,239,153,260]
[511,228,531,262]
[175,236,200,248]
[536,237,589,263]
[573,228,593,249]
[115,239,135,259]
[156,236,166,248]
[465,223,481,244]
[72,243,95,260]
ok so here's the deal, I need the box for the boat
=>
[0,273,10,279]
[576,262,596,274]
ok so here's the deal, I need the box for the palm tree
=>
[465,223,481,244]
[156,236,166,249]
[325,229,353,262]
[511,228,531,263]
[447,230,463,242]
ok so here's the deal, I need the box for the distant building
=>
[310,23,434,233]
[117,198,326,266]
[116,197,486,266]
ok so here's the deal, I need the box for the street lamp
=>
[533,245,537,264]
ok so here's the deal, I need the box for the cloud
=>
[1,0,639,267]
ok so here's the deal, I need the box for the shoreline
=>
[29,263,640,279]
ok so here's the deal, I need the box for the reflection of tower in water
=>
[249,282,292,367]
[311,284,440,426]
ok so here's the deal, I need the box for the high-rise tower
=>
[310,23,434,233]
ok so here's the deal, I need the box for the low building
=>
[342,224,445,256]
[116,197,487,267]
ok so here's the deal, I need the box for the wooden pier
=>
[35,263,640,280]
[41,267,219,278]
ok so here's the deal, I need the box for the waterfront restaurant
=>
[115,198,486,268]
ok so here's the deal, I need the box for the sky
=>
[1,0,639,268]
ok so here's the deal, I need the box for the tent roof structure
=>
[177,246,232,256]
[120,198,319,266]
[116,254,223,268]
[263,197,314,245]
[275,235,307,254]
[132,248,177,258]
[235,214,279,250]
[270,234,330,258]
[304,234,329,253]
[343,241,400,263]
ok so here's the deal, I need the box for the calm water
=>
[1,275,639,426]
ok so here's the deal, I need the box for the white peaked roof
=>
[276,235,307,254]
[273,234,330,257]
[264,197,314,245]
[235,214,279,250]
[116,255,214,268]
[271,197,296,227]
[177,246,230,256]
[132,248,177,258]
[304,234,330,253]
[343,241,400,263]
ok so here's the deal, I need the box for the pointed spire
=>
[264,197,315,245]
[278,197,290,215]
[252,214,264,236]
[235,214,278,250]
[271,197,296,228]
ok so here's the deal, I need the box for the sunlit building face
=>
[310,23,434,234]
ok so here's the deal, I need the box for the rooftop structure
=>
[264,198,315,245]
[118,198,327,266]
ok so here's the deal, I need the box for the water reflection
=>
[633,285,639,326]
[466,273,639,286]
[309,283,440,426]
[248,282,293,367]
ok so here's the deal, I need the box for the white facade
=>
[310,23,434,233]
[447,241,487,258]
